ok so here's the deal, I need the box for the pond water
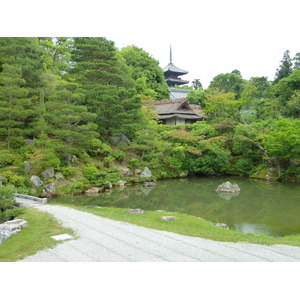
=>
[53,176,300,237]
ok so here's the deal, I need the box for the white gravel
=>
[20,204,300,262]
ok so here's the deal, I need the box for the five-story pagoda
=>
[163,46,189,87]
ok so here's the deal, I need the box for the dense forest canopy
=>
[0,37,299,204]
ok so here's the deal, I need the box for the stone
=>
[24,161,32,174]
[111,133,131,146]
[51,233,73,241]
[41,168,55,179]
[119,167,133,177]
[161,216,179,221]
[43,183,56,197]
[214,223,230,229]
[118,180,126,188]
[30,175,43,187]
[85,187,101,194]
[55,172,65,180]
[216,181,240,193]
[140,167,152,178]
[134,169,142,175]
[0,218,28,244]
[71,155,78,163]
[143,181,156,187]
[125,208,145,214]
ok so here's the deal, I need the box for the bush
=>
[111,150,125,161]
[60,166,77,179]
[0,151,15,167]
[1,171,26,187]
[83,164,99,181]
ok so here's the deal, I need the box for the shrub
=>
[111,150,125,161]
[83,164,99,181]
[1,171,26,187]
[60,166,77,179]
[0,151,15,167]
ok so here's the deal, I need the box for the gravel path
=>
[20,204,300,262]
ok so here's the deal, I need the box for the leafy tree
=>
[272,69,300,114]
[287,91,300,118]
[249,76,272,98]
[209,72,245,99]
[263,119,300,176]
[71,37,142,139]
[203,88,241,121]
[186,88,206,105]
[38,37,72,74]
[192,79,203,90]
[274,50,293,83]
[120,45,169,99]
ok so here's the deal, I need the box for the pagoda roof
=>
[165,77,189,86]
[163,62,188,75]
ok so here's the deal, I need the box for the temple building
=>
[150,99,204,125]
[163,46,191,99]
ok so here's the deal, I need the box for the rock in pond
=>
[143,181,156,187]
[216,181,240,193]
[140,167,152,179]
[125,208,145,214]
[85,187,102,194]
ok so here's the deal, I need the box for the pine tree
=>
[0,38,44,148]
[274,50,293,83]
[71,37,142,139]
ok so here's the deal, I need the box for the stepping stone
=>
[51,233,73,241]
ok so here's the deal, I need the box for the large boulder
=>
[43,183,56,197]
[216,181,240,193]
[140,167,152,179]
[41,168,55,179]
[30,175,43,187]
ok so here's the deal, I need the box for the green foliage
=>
[0,185,16,211]
[120,45,169,99]
[274,50,293,83]
[60,166,77,179]
[0,150,15,167]
[1,171,26,187]
[83,164,99,181]
[209,72,246,99]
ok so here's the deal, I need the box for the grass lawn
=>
[0,207,75,262]
[55,204,300,247]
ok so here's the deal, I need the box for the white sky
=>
[2,0,299,88]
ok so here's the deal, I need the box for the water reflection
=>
[53,176,300,237]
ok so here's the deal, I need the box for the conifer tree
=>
[0,38,44,148]
[71,37,142,139]
[274,50,293,83]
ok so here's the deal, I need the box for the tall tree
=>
[274,50,293,83]
[120,45,170,100]
[71,37,142,139]
[0,38,44,148]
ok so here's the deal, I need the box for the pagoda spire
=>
[170,45,172,64]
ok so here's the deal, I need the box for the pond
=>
[53,176,300,237]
